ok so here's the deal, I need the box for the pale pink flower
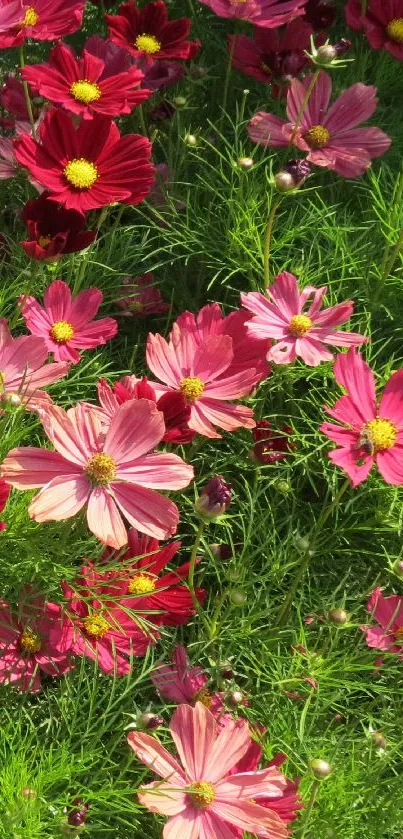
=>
[21,279,118,364]
[241,272,367,366]
[320,348,403,487]
[128,701,289,839]
[0,318,69,411]
[151,645,224,714]
[146,304,270,438]
[248,70,391,178]
[117,273,169,317]
[1,399,194,547]
[198,0,307,28]
[0,136,17,179]
[361,587,403,656]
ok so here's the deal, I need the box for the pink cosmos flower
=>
[1,400,194,548]
[362,588,403,656]
[198,0,307,28]
[231,745,301,829]
[0,318,69,412]
[349,0,403,60]
[117,273,169,317]
[0,592,72,692]
[128,701,290,839]
[248,70,391,178]
[151,645,224,714]
[241,272,367,366]
[21,279,118,364]
[0,0,85,48]
[146,304,270,438]
[320,348,403,487]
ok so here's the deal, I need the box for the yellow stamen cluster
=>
[38,235,51,249]
[128,300,144,312]
[289,314,312,337]
[386,18,403,43]
[135,34,162,54]
[50,320,75,344]
[363,418,397,453]
[20,627,41,653]
[192,687,213,709]
[24,6,39,26]
[179,376,205,402]
[82,614,110,638]
[188,781,216,810]
[70,80,102,104]
[85,453,117,485]
[394,626,403,642]
[305,124,331,149]
[64,158,98,189]
[128,573,157,595]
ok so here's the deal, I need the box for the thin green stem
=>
[188,521,211,632]
[289,69,320,146]
[219,35,235,133]
[138,105,148,137]
[381,226,403,283]
[263,197,281,287]
[19,46,37,139]
[299,780,319,839]
[208,588,229,640]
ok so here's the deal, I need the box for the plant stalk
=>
[19,46,37,139]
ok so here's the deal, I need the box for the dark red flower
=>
[67,799,89,828]
[117,273,169,316]
[1,75,30,120]
[0,478,10,531]
[195,476,232,519]
[22,193,96,261]
[303,0,336,30]
[106,0,200,64]
[0,0,85,48]
[229,18,313,87]
[21,41,151,121]
[252,420,295,464]
[361,0,403,61]
[84,34,133,72]
[14,109,155,212]
[138,58,185,90]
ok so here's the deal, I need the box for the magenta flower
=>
[228,19,313,88]
[248,71,391,178]
[353,0,403,60]
[1,400,194,547]
[198,0,307,28]
[0,478,10,530]
[0,593,72,692]
[345,0,363,31]
[21,279,118,364]
[128,701,290,839]
[151,645,224,714]
[146,303,270,438]
[0,319,69,412]
[320,348,403,487]
[117,273,169,317]
[241,272,367,366]
[362,588,403,655]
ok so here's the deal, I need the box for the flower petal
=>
[86,487,128,548]
[170,702,216,781]
[127,730,186,783]
[117,452,194,489]
[104,399,165,463]
[29,475,90,521]
[110,482,180,539]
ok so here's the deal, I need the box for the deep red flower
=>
[1,75,30,120]
[21,193,96,261]
[252,420,295,464]
[361,0,403,61]
[0,478,10,531]
[0,0,85,48]
[21,41,151,121]
[229,19,313,89]
[137,57,185,90]
[303,0,336,30]
[14,109,155,212]
[106,1,200,64]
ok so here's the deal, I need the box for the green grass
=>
[1,0,403,836]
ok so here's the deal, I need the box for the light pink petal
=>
[191,335,233,382]
[104,400,165,464]
[110,482,180,539]
[303,285,327,315]
[241,291,289,335]
[29,475,90,521]
[287,71,332,128]
[204,717,251,783]
[295,336,333,366]
[146,333,183,387]
[138,782,188,816]
[198,811,235,839]
[68,287,103,328]
[325,394,367,429]
[0,319,13,354]
[324,83,378,134]
[367,587,403,629]
[3,335,48,378]
[43,280,73,321]
[170,702,216,781]
[268,272,300,319]
[117,452,194,489]
[247,113,288,147]
[192,399,255,434]
[320,423,358,449]
[329,126,391,159]
[86,487,128,548]
[70,318,117,348]
[39,403,90,464]
[19,361,70,391]
[187,403,222,438]
[163,813,202,839]
[211,799,287,838]
[379,370,403,428]
[215,767,287,800]
[67,403,105,453]
[363,625,395,652]
[268,339,297,365]
[311,301,353,328]
[318,329,368,348]
[1,448,79,489]
[327,445,373,487]
[376,449,403,486]
[333,348,376,422]
[127,730,186,783]
[203,369,261,399]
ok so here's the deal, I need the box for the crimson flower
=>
[106,1,200,63]
[21,42,151,121]
[252,420,295,464]
[0,592,72,692]
[1,75,31,120]
[229,19,313,89]
[21,193,96,261]
[117,273,169,317]
[0,0,85,48]
[357,0,403,61]
[303,0,336,29]
[14,109,155,212]
[0,478,10,530]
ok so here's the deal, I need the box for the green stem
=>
[299,780,319,839]
[289,69,320,147]
[188,521,211,633]
[381,225,403,283]
[138,105,148,136]
[219,35,235,133]
[208,588,229,640]
[263,197,281,287]
[275,478,350,629]
[18,46,37,139]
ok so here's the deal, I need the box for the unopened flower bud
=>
[238,156,254,170]
[138,712,164,730]
[316,44,337,62]
[2,392,22,407]
[333,38,352,56]
[209,543,233,560]
[229,589,247,606]
[67,798,89,827]
[328,608,348,625]
[227,689,244,706]
[274,159,311,192]
[185,133,198,147]
[195,476,232,519]
[371,730,386,749]
[276,479,291,494]
[393,559,403,577]
[150,101,176,122]
[174,95,187,107]
[310,758,333,779]
[219,660,234,679]
[22,787,36,799]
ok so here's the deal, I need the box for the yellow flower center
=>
[50,320,75,344]
[85,453,117,485]
[128,300,144,312]
[387,18,403,42]
[289,314,312,337]
[395,626,403,642]
[128,573,156,595]
[135,34,162,54]
[82,614,110,638]
[64,158,98,189]
[20,627,41,653]
[179,376,205,402]
[192,687,213,709]
[23,6,39,26]
[305,124,331,149]
[38,235,51,249]
[70,79,102,104]
[188,781,216,810]
[363,418,397,453]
